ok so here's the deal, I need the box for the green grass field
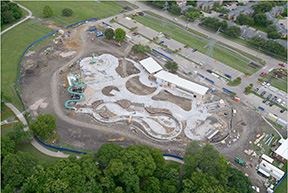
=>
[1,20,51,109]
[263,69,287,93]
[18,1,124,26]
[134,13,261,75]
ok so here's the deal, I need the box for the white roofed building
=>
[257,160,285,181]
[139,57,163,74]
[154,70,209,98]
[273,138,288,163]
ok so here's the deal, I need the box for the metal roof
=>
[258,160,285,181]
[154,70,209,96]
[139,57,163,74]
[275,138,288,160]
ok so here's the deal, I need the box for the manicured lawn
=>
[263,69,287,93]
[134,13,260,75]
[18,1,125,26]
[1,20,51,109]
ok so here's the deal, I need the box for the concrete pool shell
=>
[67,53,226,141]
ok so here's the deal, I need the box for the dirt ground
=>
[19,20,277,190]
[102,86,120,96]
[116,59,140,78]
[126,76,157,95]
[152,90,192,111]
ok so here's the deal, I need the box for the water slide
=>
[64,80,86,110]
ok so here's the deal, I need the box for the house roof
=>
[275,138,288,160]
[139,57,163,74]
[154,70,209,95]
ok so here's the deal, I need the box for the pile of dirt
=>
[145,107,172,115]
[116,59,140,78]
[126,76,156,95]
[152,90,192,111]
[116,99,131,109]
[98,106,116,119]
[102,86,120,96]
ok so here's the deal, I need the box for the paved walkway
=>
[0,1,32,35]
[4,103,69,158]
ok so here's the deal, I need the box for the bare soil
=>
[102,86,120,96]
[152,90,192,111]
[116,59,140,78]
[126,76,156,95]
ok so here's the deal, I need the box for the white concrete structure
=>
[154,70,209,96]
[258,160,285,181]
[139,57,163,74]
[261,154,274,163]
[274,138,288,162]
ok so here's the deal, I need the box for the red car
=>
[278,63,286,67]
[260,72,267,77]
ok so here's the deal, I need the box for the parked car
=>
[271,96,277,102]
[260,91,266,96]
[278,63,286,67]
[266,94,272,100]
[260,72,267,77]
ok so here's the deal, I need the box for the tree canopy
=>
[236,14,254,26]
[104,28,115,40]
[62,8,73,17]
[1,142,252,193]
[114,28,126,42]
[42,5,53,18]
[131,44,151,54]
[30,114,56,140]
[165,61,178,73]
[1,1,23,26]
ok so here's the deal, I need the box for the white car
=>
[252,186,260,193]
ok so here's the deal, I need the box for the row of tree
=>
[43,5,73,18]
[248,37,287,60]
[200,17,241,38]
[1,138,253,193]
[104,28,126,43]
[147,1,203,22]
[1,1,23,26]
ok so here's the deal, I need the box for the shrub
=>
[62,8,73,17]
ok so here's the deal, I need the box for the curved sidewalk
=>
[1,1,32,35]
[4,102,69,158]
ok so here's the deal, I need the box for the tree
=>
[114,28,126,42]
[2,152,37,189]
[267,25,281,39]
[200,17,227,31]
[43,5,53,18]
[30,114,56,140]
[165,61,178,73]
[252,2,273,14]
[281,8,287,17]
[1,1,23,25]
[8,123,32,144]
[169,4,181,16]
[62,8,73,17]
[95,143,123,168]
[104,28,115,40]
[185,7,202,21]
[227,167,253,193]
[236,14,254,26]
[253,13,271,26]
[244,84,253,94]
[223,26,241,38]
[131,44,151,54]
[1,136,15,157]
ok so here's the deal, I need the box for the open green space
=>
[274,162,287,193]
[263,69,287,93]
[134,12,261,75]
[1,20,51,109]
[18,1,125,26]
[1,6,29,31]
